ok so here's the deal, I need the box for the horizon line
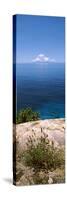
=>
[13,61,65,65]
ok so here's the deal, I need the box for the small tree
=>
[16,108,40,123]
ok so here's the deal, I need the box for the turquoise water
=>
[16,63,65,119]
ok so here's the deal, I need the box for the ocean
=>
[16,63,65,119]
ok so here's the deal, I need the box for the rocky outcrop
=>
[15,118,65,151]
[13,118,65,185]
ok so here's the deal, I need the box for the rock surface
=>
[15,118,65,151]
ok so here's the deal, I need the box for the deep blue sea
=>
[16,63,65,119]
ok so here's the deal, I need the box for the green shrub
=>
[16,108,40,124]
[22,135,65,172]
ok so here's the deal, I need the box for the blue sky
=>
[15,15,65,63]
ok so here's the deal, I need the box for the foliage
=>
[16,132,65,184]
[22,134,65,172]
[16,108,40,123]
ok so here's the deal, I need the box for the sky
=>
[14,15,65,63]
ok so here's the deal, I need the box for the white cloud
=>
[44,56,49,62]
[32,54,56,63]
[33,57,41,62]
[38,54,45,58]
